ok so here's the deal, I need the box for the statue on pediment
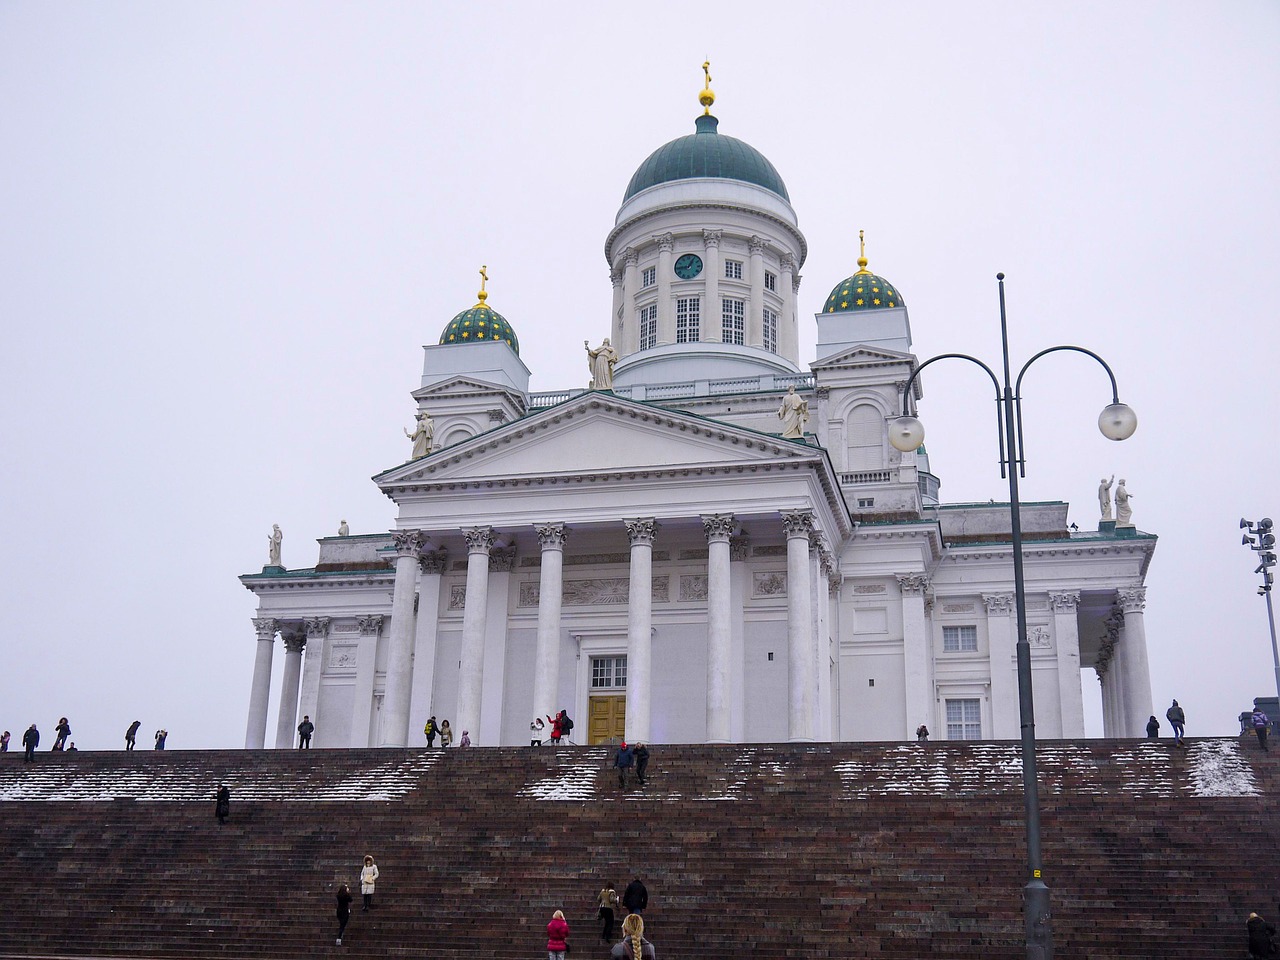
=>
[405,410,434,459]
[1099,476,1114,521]
[586,338,618,390]
[1115,479,1134,527]
[267,524,282,566]
[777,385,809,439]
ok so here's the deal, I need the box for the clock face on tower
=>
[673,253,704,280]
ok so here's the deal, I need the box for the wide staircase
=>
[1,738,1277,959]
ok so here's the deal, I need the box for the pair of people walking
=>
[614,742,650,787]
[422,716,453,746]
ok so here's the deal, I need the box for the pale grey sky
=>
[2,2,1277,749]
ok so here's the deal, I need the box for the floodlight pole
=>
[895,275,1132,960]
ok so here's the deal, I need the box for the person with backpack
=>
[423,716,438,747]
[1166,700,1186,747]
[1251,708,1270,751]
[125,720,141,751]
[559,710,574,743]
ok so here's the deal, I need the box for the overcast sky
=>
[2,2,1277,749]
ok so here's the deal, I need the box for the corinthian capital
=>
[749,235,769,255]
[535,523,570,550]
[489,546,516,572]
[898,574,931,597]
[1117,586,1146,613]
[304,617,331,640]
[702,228,722,248]
[781,510,815,539]
[779,253,796,272]
[701,513,735,543]
[357,615,384,637]
[654,232,674,252]
[624,518,659,546]
[982,593,1015,615]
[1049,590,1081,613]
[392,530,423,557]
[282,632,306,654]
[418,548,448,575]
[623,247,639,267]
[252,617,277,641]
[463,526,496,554]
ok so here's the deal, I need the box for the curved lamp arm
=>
[1012,345,1126,476]
[897,352,1007,476]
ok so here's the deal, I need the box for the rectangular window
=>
[641,266,656,288]
[722,298,745,345]
[676,297,701,343]
[639,303,657,350]
[763,307,778,353]
[591,656,628,689]
[943,625,979,652]
[857,497,875,509]
[724,259,743,280]
[764,270,777,292]
[946,698,983,740]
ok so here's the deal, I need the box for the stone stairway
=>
[1,738,1276,959]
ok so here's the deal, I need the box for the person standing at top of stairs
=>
[1167,700,1186,746]
[297,716,314,749]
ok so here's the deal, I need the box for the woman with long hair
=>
[597,881,619,941]
[610,912,656,959]
[359,855,379,911]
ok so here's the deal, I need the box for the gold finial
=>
[854,229,871,276]
[475,264,489,306]
[699,59,715,115]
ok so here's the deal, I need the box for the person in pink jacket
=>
[546,909,570,960]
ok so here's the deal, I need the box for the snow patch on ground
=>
[1188,740,1258,797]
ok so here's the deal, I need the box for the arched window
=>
[846,404,884,471]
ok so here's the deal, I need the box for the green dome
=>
[624,114,790,202]
[439,302,520,354]
[823,272,904,313]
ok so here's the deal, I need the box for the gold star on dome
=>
[856,286,864,294]
[461,331,470,339]
[841,301,848,308]
[827,307,834,313]
[888,301,896,307]
[856,298,865,306]
[872,286,880,293]
[873,298,881,305]
[842,289,850,296]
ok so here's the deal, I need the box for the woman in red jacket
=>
[546,909,570,960]
[545,713,563,745]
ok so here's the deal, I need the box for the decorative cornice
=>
[1117,586,1146,614]
[1049,590,1081,613]
[702,228,722,248]
[392,530,423,558]
[781,510,815,539]
[624,518,659,546]
[982,593,1015,615]
[535,523,570,550]
[702,513,735,543]
[304,616,331,640]
[357,615,384,637]
[463,526,496,554]
[606,201,808,270]
[897,574,930,597]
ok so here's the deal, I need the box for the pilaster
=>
[655,233,674,346]
[1049,591,1085,738]
[898,574,931,740]
[983,593,1019,739]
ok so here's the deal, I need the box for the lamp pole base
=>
[1024,878,1053,960]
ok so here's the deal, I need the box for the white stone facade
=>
[241,107,1156,749]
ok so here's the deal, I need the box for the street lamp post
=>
[1239,517,1279,700]
[888,274,1137,960]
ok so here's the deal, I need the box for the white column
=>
[1104,612,1126,736]
[297,616,330,745]
[1049,591,1085,738]
[624,518,658,743]
[274,631,305,749]
[703,514,734,743]
[748,236,767,347]
[623,248,640,353]
[779,254,798,364]
[783,511,816,742]
[245,617,276,749]
[532,524,569,726]
[655,233,674,345]
[703,230,722,342]
[408,551,446,744]
[729,534,749,742]
[983,593,1020,739]
[819,559,840,741]
[379,531,423,747]
[898,574,931,740]
[479,546,515,746]
[349,616,383,747]
[610,270,624,346]
[1117,587,1154,737]
[456,526,495,741]
[808,534,826,738]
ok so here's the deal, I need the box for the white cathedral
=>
[241,75,1157,750]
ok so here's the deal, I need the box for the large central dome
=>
[623,114,790,202]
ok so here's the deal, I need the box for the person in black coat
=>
[215,784,230,824]
[22,724,39,762]
[125,720,141,751]
[1145,716,1159,739]
[335,883,353,945]
[622,877,648,916]
[52,718,71,751]
[614,742,635,788]
[1248,913,1276,958]
[634,743,650,785]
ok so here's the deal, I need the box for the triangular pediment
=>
[410,375,522,402]
[811,345,915,370]
[377,392,819,487]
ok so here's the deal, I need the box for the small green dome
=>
[823,271,904,313]
[439,303,520,354]
[624,114,790,202]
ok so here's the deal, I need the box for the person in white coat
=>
[360,855,379,911]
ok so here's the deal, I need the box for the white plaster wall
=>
[742,619,788,741]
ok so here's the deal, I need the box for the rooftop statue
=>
[586,338,618,391]
[1115,479,1134,527]
[1099,476,1115,522]
[405,410,434,460]
[777,385,809,439]
[267,524,282,566]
